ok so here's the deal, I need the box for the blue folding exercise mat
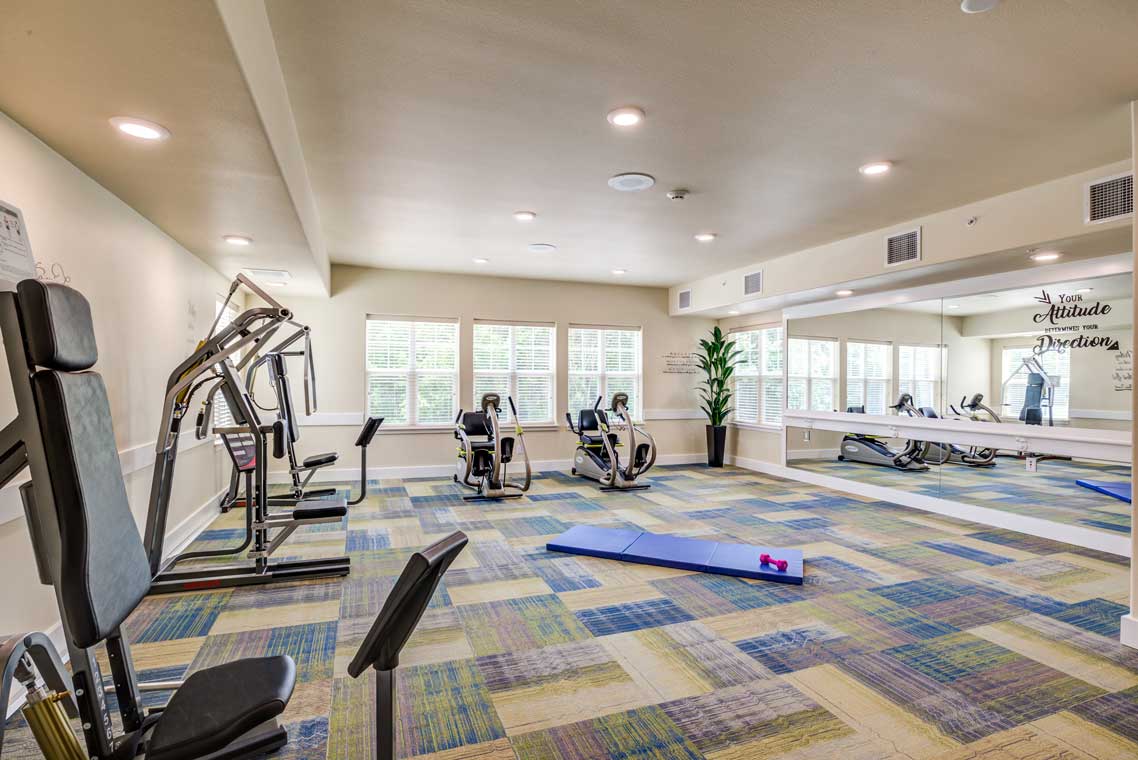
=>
[1076,479,1132,504]
[547,525,804,585]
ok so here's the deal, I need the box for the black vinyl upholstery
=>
[17,280,98,371]
[460,411,491,438]
[147,656,295,760]
[349,532,468,675]
[302,452,338,468]
[270,354,302,444]
[31,369,151,649]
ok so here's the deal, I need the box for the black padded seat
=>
[293,503,348,520]
[302,452,338,468]
[469,441,495,451]
[146,656,295,760]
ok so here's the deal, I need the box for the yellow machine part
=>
[22,691,85,760]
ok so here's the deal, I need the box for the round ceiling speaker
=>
[960,0,1000,13]
[527,243,557,254]
[608,173,656,192]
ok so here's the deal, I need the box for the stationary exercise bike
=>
[567,393,657,490]
[454,393,532,500]
[837,405,929,471]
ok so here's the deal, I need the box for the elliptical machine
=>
[454,393,532,500]
[566,393,657,490]
[917,403,997,467]
[837,405,929,471]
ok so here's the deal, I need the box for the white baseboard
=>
[4,486,227,719]
[1121,614,1138,650]
[785,448,840,461]
[267,453,707,484]
[726,455,1130,558]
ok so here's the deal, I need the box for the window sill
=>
[730,422,782,433]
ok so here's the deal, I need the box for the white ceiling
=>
[1,1,1137,291]
[890,272,1133,316]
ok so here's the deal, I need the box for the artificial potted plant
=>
[696,325,740,467]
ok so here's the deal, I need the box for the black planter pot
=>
[706,424,727,467]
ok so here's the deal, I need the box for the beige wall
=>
[0,111,236,634]
[267,265,716,472]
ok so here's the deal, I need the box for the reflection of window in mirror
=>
[733,325,784,425]
[846,341,892,414]
[788,338,838,411]
[898,344,942,411]
[1001,347,1070,422]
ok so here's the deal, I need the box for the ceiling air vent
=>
[885,227,921,267]
[743,271,763,296]
[677,289,692,310]
[1085,172,1133,225]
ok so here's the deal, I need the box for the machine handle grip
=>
[272,420,286,459]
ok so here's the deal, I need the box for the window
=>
[846,341,892,415]
[568,326,642,419]
[472,322,556,423]
[787,338,837,412]
[365,317,458,426]
[732,325,784,426]
[213,299,240,429]
[898,345,942,411]
[1001,347,1070,421]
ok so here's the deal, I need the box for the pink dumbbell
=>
[759,553,788,572]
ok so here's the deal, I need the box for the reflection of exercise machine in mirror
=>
[1001,355,1059,426]
[454,393,532,500]
[838,400,929,471]
[567,393,657,489]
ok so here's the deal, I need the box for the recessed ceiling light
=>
[223,235,253,246]
[606,106,645,127]
[961,0,1001,13]
[1076,287,1093,293]
[836,289,855,297]
[858,161,892,176]
[1029,250,1062,262]
[473,257,489,264]
[527,243,557,254]
[611,268,627,276]
[513,211,536,222]
[694,232,717,242]
[109,116,170,141]
[728,310,740,316]
[608,173,656,192]
[947,304,960,310]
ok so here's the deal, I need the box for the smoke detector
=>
[666,188,689,201]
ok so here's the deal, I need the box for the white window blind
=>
[898,344,942,412]
[472,322,556,424]
[846,341,892,415]
[1001,347,1070,421]
[366,317,458,426]
[568,326,643,419]
[213,300,240,429]
[787,338,837,412]
[732,325,784,426]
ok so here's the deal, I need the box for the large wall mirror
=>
[783,267,1132,549]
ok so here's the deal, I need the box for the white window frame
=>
[897,343,943,413]
[365,315,459,429]
[731,324,784,427]
[213,298,241,431]
[845,340,893,415]
[567,325,643,421]
[1001,345,1071,422]
[787,337,839,412]
[472,321,557,424]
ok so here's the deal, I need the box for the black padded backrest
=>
[578,409,599,433]
[270,354,300,443]
[32,370,151,649]
[846,405,865,414]
[16,280,97,370]
[355,417,383,447]
[348,531,467,675]
[461,411,490,438]
[919,407,939,418]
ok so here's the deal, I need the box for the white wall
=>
[0,111,236,635]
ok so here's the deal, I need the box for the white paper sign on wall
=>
[0,201,37,292]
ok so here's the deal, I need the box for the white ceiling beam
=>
[215,0,330,296]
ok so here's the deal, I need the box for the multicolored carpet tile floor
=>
[793,456,1132,535]
[6,465,1138,759]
